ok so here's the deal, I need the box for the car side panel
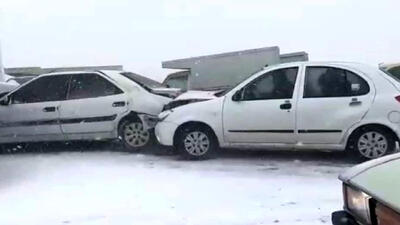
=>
[296,64,376,144]
[59,94,129,135]
[341,69,400,145]
[0,101,64,143]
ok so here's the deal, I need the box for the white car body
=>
[0,70,172,144]
[155,61,400,158]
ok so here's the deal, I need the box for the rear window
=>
[381,68,400,82]
[382,66,400,81]
[120,72,164,90]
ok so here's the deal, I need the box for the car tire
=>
[119,119,154,152]
[349,127,396,160]
[177,125,218,160]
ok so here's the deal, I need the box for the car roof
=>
[262,61,380,78]
[266,61,375,69]
[38,70,123,76]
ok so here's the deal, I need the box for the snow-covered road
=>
[0,147,354,225]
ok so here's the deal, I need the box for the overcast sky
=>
[1,0,399,81]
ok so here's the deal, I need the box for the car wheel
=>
[177,126,217,160]
[119,120,154,152]
[352,127,395,160]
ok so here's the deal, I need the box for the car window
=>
[68,73,123,100]
[242,67,298,101]
[388,66,400,80]
[304,67,370,98]
[12,75,70,104]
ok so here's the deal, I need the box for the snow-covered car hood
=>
[339,153,400,212]
[174,90,219,100]
[339,153,400,182]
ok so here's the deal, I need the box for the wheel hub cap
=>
[124,122,150,147]
[357,131,388,159]
[184,131,210,156]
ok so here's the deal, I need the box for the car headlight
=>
[345,184,372,224]
[158,110,172,122]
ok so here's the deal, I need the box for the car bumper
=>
[332,210,359,225]
[155,121,178,146]
[138,114,159,130]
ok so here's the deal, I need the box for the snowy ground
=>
[0,144,355,225]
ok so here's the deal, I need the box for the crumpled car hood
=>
[174,90,219,100]
[162,90,219,111]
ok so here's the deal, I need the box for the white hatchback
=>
[156,62,400,160]
[0,71,175,151]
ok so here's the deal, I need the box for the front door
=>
[0,75,70,143]
[296,66,374,144]
[59,73,128,136]
[223,67,300,143]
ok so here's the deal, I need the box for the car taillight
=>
[395,96,400,103]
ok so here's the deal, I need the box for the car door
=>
[59,73,129,136]
[296,66,374,144]
[0,75,70,143]
[223,67,300,143]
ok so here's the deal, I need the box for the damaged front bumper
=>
[138,114,160,131]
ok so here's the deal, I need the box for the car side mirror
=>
[0,95,11,106]
[232,89,243,101]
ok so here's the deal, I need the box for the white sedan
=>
[0,70,176,151]
[156,61,400,160]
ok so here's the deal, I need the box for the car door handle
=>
[349,98,362,106]
[280,102,292,110]
[43,106,56,112]
[112,101,126,107]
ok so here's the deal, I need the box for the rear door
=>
[296,66,374,144]
[59,73,129,136]
[0,75,70,142]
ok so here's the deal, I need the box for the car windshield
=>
[389,66,400,78]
